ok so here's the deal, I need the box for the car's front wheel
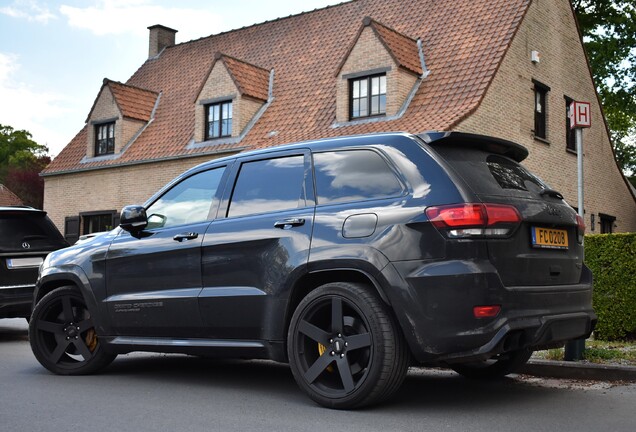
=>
[29,286,116,375]
[287,282,409,409]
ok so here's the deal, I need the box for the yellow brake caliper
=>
[85,329,98,352]
[318,343,334,372]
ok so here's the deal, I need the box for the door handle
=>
[173,232,199,242]
[274,218,305,229]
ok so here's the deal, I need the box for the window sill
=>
[566,148,578,155]
[350,114,386,121]
[187,136,242,150]
[80,152,119,163]
[333,114,391,128]
[204,135,232,141]
[533,136,550,145]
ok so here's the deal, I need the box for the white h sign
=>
[569,101,591,129]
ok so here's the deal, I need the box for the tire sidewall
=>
[287,283,392,409]
[29,286,113,375]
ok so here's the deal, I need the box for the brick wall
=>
[43,155,220,232]
[239,97,264,135]
[396,68,418,113]
[121,118,146,152]
[455,0,636,232]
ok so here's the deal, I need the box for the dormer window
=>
[85,79,159,159]
[350,74,386,119]
[95,122,115,156]
[205,101,233,139]
[193,53,271,144]
[335,17,424,124]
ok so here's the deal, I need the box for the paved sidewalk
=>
[521,359,636,381]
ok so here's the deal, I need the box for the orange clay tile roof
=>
[218,54,270,101]
[44,0,531,175]
[86,79,159,123]
[108,80,159,121]
[0,184,24,206]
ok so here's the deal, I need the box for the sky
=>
[0,0,347,157]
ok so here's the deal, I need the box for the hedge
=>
[585,233,636,341]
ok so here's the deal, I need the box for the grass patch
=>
[532,338,636,366]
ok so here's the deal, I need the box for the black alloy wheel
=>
[287,282,409,409]
[29,286,116,375]
[450,348,533,379]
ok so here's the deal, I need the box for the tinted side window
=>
[314,150,403,205]
[146,167,225,229]
[228,156,306,217]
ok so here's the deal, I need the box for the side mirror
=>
[119,205,148,232]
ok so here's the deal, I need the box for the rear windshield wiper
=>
[539,188,563,200]
[23,235,48,241]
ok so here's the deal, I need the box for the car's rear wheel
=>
[450,349,532,379]
[29,286,116,375]
[287,282,409,409]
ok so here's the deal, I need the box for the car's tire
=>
[450,349,533,379]
[29,286,116,375]
[287,282,409,409]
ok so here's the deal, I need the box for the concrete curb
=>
[520,359,636,382]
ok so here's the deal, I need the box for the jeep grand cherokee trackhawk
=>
[29,132,596,409]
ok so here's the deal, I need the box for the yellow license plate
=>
[531,227,568,250]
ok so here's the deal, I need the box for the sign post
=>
[564,101,591,361]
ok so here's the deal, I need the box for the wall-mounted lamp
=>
[590,213,595,232]
[531,50,540,64]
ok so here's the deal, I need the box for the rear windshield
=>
[0,212,67,252]
[432,146,548,197]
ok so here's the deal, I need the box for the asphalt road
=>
[2,318,635,432]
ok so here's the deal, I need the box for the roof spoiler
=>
[417,131,529,162]
[0,205,46,215]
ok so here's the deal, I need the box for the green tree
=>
[572,0,636,175]
[0,124,49,208]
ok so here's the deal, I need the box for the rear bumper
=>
[0,284,35,319]
[381,259,596,363]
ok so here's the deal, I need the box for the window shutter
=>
[64,216,80,245]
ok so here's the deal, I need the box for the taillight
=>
[473,305,501,319]
[425,203,521,238]
[576,214,585,243]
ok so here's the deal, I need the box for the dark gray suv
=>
[1,206,68,320]
[29,132,595,408]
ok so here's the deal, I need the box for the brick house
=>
[42,0,636,243]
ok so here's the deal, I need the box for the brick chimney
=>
[147,25,177,58]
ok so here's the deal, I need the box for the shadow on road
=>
[106,355,300,397]
[0,319,29,343]
[97,353,559,410]
[4,322,568,412]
